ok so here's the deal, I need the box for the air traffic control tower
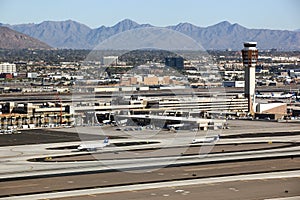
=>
[242,42,258,114]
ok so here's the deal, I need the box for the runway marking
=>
[205,183,217,186]
[0,183,38,189]
[87,194,97,197]
[229,187,239,192]
[184,164,242,172]
[264,196,300,200]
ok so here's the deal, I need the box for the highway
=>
[0,120,299,199]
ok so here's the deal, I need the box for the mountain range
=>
[0,26,51,49]
[1,19,300,50]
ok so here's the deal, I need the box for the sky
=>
[0,0,299,30]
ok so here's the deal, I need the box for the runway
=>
[1,171,300,200]
[0,156,299,198]
[0,120,299,199]
[51,177,300,200]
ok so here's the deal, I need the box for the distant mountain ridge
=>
[1,19,300,50]
[0,26,51,49]
[6,20,91,49]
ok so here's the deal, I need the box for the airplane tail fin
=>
[214,134,220,141]
[103,137,109,144]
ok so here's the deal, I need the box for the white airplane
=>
[256,92,293,99]
[167,123,185,130]
[192,134,220,144]
[77,137,110,151]
[255,93,272,98]
[271,92,293,99]
[292,95,300,100]
[102,120,111,124]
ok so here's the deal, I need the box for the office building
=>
[0,63,16,73]
[165,57,184,69]
[103,56,118,66]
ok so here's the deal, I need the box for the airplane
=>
[102,120,111,124]
[77,137,110,151]
[255,93,272,98]
[166,123,185,130]
[292,95,300,101]
[191,134,220,144]
[256,92,293,99]
[271,92,293,99]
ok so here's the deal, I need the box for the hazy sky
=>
[0,0,299,30]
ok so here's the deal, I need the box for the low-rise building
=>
[144,76,159,85]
